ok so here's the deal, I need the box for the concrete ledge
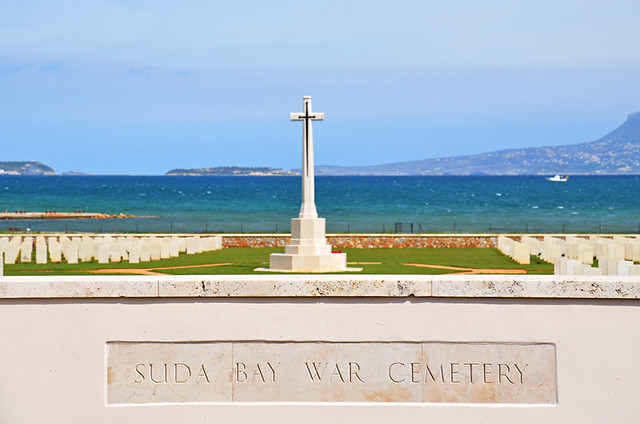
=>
[1,275,640,299]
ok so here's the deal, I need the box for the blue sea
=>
[1,175,639,234]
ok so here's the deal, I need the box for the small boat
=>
[546,174,569,182]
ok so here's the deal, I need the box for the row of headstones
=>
[497,236,531,264]
[0,235,223,266]
[554,257,640,276]
[500,235,640,275]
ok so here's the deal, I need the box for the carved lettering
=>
[450,363,460,384]
[349,362,364,383]
[304,362,360,383]
[410,362,420,383]
[425,364,445,383]
[197,364,210,383]
[130,359,529,389]
[305,362,328,382]
[267,362,280,383]
[388,362,404,383]
[464,363,479,383]
[134,364,145,383]
[174,363,191,384]
[134,363,207,384]
[235,362,248,383]
[252,364,266,383]
[108,342,556,404]
[498,364,514,384]
[514,363,527,384]
[149,363,168,384]
[483,363,492,384]
[330,363,345,383]
[385,361,529,387]
[237,362,280,384]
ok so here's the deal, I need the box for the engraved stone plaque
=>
[107,341,556,404]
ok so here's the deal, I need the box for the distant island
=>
[315,111,640,175]
[165,166,299,176]
[0,161,55,175]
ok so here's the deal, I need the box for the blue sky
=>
[1,0,639,174]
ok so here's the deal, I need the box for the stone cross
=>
[291,96,324,219]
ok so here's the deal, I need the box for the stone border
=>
[0,275,639,299]
[223,234,500,248]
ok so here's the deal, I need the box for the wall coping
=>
[1,275,639,300]
[2,233,636,237]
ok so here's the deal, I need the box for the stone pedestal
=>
[263,217,358,273]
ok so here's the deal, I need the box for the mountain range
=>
[316,112,640,175]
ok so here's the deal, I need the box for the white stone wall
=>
[0,275,638,423]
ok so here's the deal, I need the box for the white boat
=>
[546,174,569,182]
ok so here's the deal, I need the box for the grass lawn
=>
[3,247,553,276]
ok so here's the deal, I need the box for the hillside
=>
[316,112,640,175]
[166,166,298,176]
[0,161,55,175]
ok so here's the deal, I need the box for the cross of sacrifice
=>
[291,96,324,219]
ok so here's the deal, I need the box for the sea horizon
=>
[1,174,639,235]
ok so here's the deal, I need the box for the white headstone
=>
[566,259,583,275]
[20,237,33,263]
[542,242,563,264]
[554,257,567,275]
[79,237,94,262]
[169,238,180,257]
[4,237,21,264]
[607,243,625,261]
[601,258,620,275]
[35,237,47,264]
[520,236,541,256]
[128,240,140,264]
[48,238,62,263]
[186,237,198,255]
[625,241,640,262]
[150,241,161,261]
[110,241,122,263]
[98,243,110,264]
[514,241,530,264]
[583,265,603,275]
[64,241,79,264]
[504,238,515,257]
[139,240,151,262]
[203,236,222,251]
[617,260,633,276]
[497,236,510,255]
[178,237,187,252]
[160,238,171,259]
[0,237,8,252]
[577,243,594,265]
[628,264,640,276]
[119,239,129,261]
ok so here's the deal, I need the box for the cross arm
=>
[291,112,325,121]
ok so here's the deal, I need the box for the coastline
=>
[0,211,135,220]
